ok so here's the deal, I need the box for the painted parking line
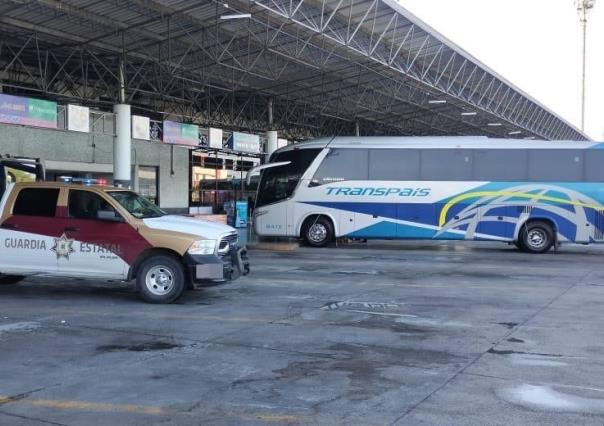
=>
[0,395,304,423]
[0,395,163,415]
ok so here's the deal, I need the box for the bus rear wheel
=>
[302,216,334,247]
[519,221,554,254]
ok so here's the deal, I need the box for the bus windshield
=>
[256,149,321,207]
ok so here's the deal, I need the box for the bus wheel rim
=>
[527,229,546,249]
[309,223,327,243]
[146,265,175,296]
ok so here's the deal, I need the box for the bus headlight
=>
[188,240,217,255]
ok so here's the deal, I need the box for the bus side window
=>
[472,150,527,181]
[585,151,604,181]
[312,149,368,185]
[369,149,420,181]
[528,150,583,182]
[420,149,472,181]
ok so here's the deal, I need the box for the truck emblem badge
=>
[51,233,75,260]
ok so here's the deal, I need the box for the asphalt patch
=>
[487,348,563,357]
[97,341,182,352]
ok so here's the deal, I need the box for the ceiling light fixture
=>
[428,100,447,104]
[461,112,477,116]
[220,13,251,19]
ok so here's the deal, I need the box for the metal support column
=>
[266,98,278,158]
[113,58,131,187]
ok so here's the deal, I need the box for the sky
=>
[397,0,604,140]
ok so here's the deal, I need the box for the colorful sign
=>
[132,115,150,140]
[0,94,57,129]
[235,201,248,228]
[67,104,90,133]
[163,120,199,146]
[228,132,261,153]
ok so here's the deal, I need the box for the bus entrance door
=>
[255,202,288,236]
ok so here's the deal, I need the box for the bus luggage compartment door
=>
[352,205,396,239]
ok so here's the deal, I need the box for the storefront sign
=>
[163,120,199,146]
[229,132,260,153]
[67,104,90,133]
[132,115,150,140]
[0,94,57,129]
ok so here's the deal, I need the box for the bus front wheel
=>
[519,221,554,254]
[302,216,334,247]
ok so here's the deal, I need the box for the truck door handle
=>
[64,226,80,232]
[1,223,18,229]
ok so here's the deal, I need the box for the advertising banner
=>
[209,127,223,149]
[229,132,260,153]
[0,94,57,129]
[163,120,199,146]
[67,104,90,133]
[132,115,150,140]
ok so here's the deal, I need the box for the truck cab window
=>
[13,188,59,217]
[68,190,116,220]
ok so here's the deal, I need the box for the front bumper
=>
[184,246,250,288]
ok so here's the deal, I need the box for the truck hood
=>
[143,215,237,240]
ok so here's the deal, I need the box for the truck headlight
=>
[188,240,216,255]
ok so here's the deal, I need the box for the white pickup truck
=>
[0,170,249,303]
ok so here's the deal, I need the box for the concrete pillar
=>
[266,130,278,159]
[113,103,131,187]
[355,120,360,137]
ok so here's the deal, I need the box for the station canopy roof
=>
[0,0,589,141]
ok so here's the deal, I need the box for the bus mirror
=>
[245,161,291,185]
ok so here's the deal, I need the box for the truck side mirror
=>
[96,209,125,223]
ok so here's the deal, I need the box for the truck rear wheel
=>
[136,255,185,304]
[0,275,25,285]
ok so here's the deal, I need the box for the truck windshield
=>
[108,191,166,219]
[256,149,321,207]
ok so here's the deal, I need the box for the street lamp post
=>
[575,0,596,132]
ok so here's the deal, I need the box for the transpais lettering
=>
[325,187,431,197]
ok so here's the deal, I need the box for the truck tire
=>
[520,221,554,254]
[303,216,334,247]
[136,255,185,304]
[0,275,25,285]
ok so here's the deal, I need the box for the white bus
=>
[248,136,604,253]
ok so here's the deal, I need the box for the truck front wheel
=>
[136,255,185,304]
[0,275,25,285]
